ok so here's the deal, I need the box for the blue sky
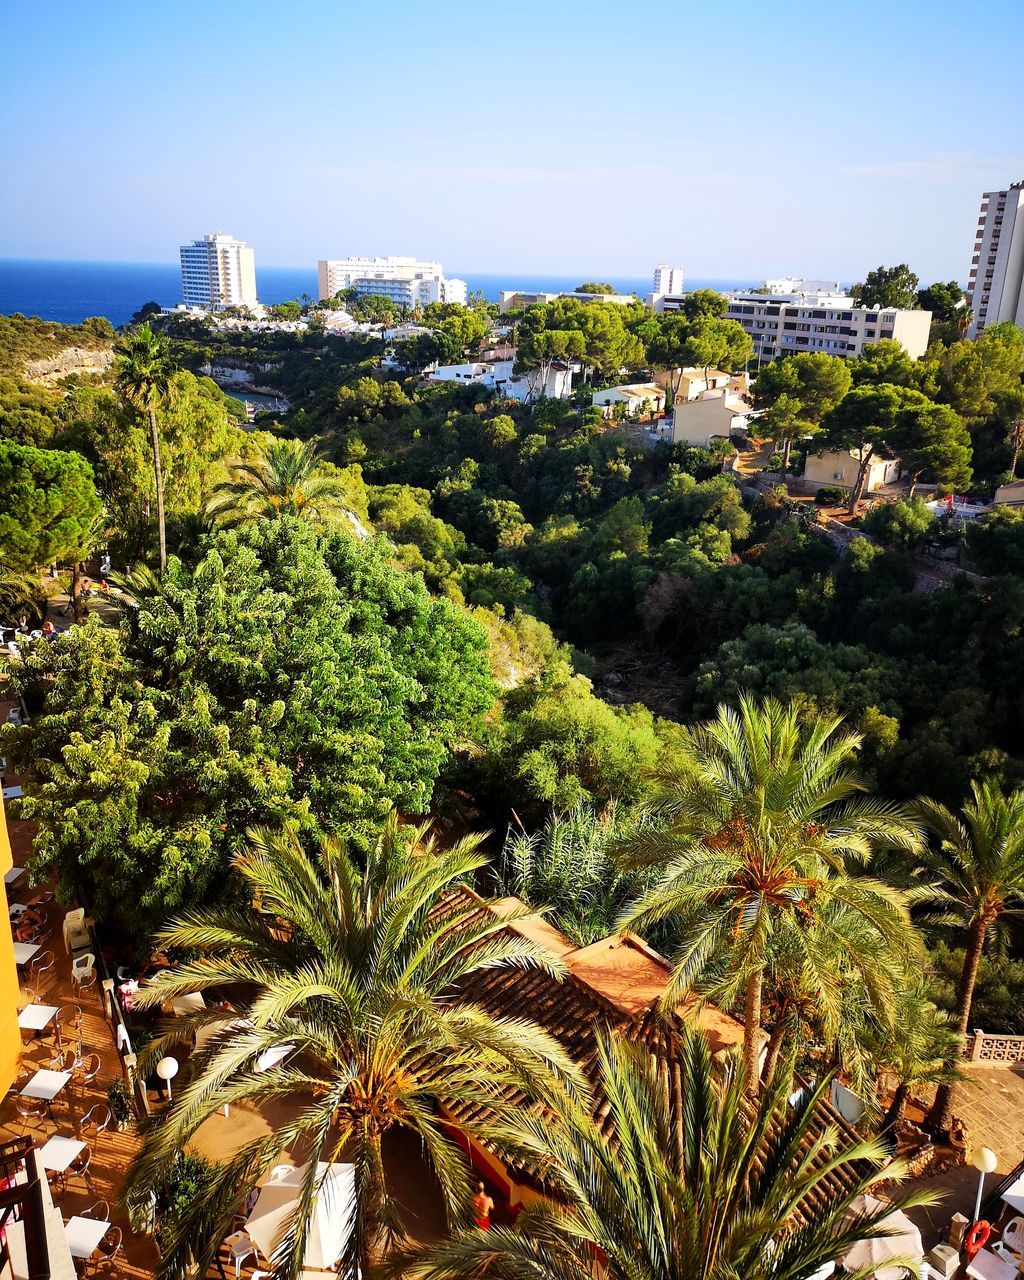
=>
[3,0,1022,282]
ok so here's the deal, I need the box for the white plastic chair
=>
[71,952,96,993]
[268,1163,295,1182]
[1002,1216,1024,1256]
[222,1231,257,1280]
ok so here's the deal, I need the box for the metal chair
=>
[28,951,54,992]
[48,1047,76,1075]
[14,1094,45,1136]
[92,1224,123,1269]
[77,1104,111,1141]
[66,1144,94,1193]
[55,1004,82,1054]
[80,1200,110,1220]
[74,1053,102,1089]
[268,1163,295,1182]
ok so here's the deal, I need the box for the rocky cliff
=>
[24,345,113,385]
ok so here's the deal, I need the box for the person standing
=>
[470,1180,495,1231]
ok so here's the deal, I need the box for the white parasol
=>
[840,1193,924,1280]
[246,1161,356,1271]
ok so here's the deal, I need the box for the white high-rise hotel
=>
[317,256,467,308]
[180,233,258,310]
[968,181,1024,337]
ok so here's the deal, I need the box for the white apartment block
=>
[721,289,931,364]
[179,233,258,310]
[968,181,1024,337]
[426,358,575,401]
[317,256,466,308]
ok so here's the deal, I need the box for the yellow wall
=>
[0,799,23,1093]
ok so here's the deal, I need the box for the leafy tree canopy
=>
[0,440,102,571]
[1,519,495,935]
[852,263,920,310]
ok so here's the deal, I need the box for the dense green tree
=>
[852,263,920,310]
[892,402,972,494]
[917,280,966,323]
[936,323,1024,422]
[67,373,246,559]
[400,1028,933,1280]
[967,505,1024,575]
[817,384,932,513]
[1,519,495,934]
[575,281,615,294]
[861,497,937,548]
[677,288,728,321]
[616,696,922,1092]
[0,440,102,571]
[852,339,934,393]
[113,323,174,570]
[683,317,752,384]
[124,818,577,1280]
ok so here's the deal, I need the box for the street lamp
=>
[972,1146,998,1222]
[156,1055,179,1102]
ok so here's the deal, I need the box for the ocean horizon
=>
[0,258,757,328]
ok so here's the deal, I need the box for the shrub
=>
[815,485,848,506]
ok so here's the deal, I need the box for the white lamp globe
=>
[156,1056,179,1100]
[972,1146,998,1174]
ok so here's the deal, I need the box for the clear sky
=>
[3,0,1022,282]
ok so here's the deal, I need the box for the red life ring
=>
[964,1220,991,1258]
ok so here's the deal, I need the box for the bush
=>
[815,485,848,506]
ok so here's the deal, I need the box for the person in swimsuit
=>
[470,1180,495,1230]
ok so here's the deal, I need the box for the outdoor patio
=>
[3,686,447,1276]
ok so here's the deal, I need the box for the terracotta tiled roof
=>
[438,885,871,1213]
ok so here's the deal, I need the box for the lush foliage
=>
[0,440,102,570]
[1,519,495,934]
[124,818,578,1279]
[400,1028,933,1280]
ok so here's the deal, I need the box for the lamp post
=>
[972,1145,998,1222]
[156,1055,179,1102]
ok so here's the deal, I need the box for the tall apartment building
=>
[317,256,467,308]
[653,264,684,296]
[968,181,1024,337]
[179,233,258,310]
[719,288,931,364]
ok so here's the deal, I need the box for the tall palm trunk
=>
[148,404,166,572]
[743,970,764,1097]
[882,1080,910,1137]
[929,916,986,1134]
[760,1013,789,1088]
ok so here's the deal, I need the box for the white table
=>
[967,1248,1018,1280]
[8,902,28,919]
[21,1069,71,1102]
[13,942,40,966]
[2,786,24,801]
[18,1003,58,1031]
[64,1215,110,1260]
[38,1136,85,1173]
[4,866,24,885]
[1003,1173,1024,1215]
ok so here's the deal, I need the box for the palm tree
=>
[113,323,173,571]
[122,816,580,1280]
[207,437,366,533]
[863,983,962,1140]
[615,696,923,1094]
[914,780,1024,1132]
[396,1027,936,1280]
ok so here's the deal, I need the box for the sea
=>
[0,259,753,328]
